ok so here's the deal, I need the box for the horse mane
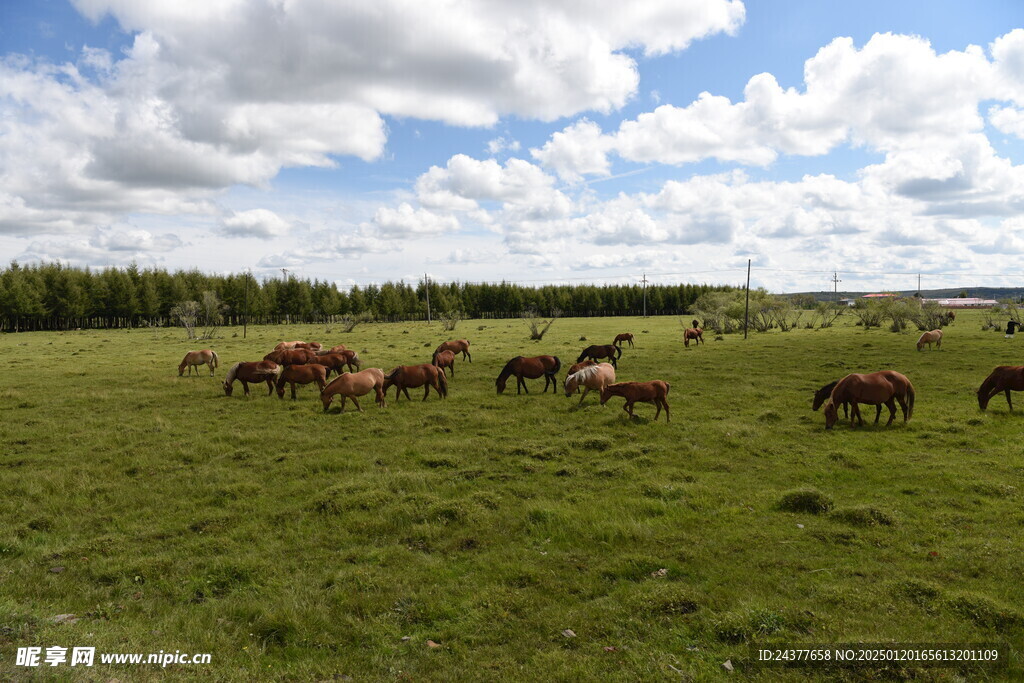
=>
[384,367,401,381]
[812,381,838,410]
[224,362,242,384]
[571,364,604,383]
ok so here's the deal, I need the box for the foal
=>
[600,381,671,422]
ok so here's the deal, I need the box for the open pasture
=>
[1,312,1022,680]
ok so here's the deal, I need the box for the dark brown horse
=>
[435,339,471,362]
[308,353,347,377]
[600,381,671,421]
[276,363,328,400]
[824,371,914,429]
[432,349,456,377]
[977,366,1024,411]
[223,361,279,396]
[613,333,634,349]
[496,356,561,394]
[263,348,316,366]
[577,344,620,368]
[683,328,704,347]
[383,364,448,401]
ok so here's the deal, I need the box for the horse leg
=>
[654,401,661,421]
[896,394,909,422]
[208,361,214,376]
[843,402,849,419]
[661,398,670,423]
[1006,389,1014,411]
[351,396,362,413]
[622,401,632,419]
[423,384,430,401]
[290,382,297,400]
[884,398,897,426]
[265,379,274,395]
[873,404,882,424]
[338,396,346,413]
[850,402,861,427]
[578,386,589,406]
[403,387,412,402]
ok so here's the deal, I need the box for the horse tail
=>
[351,352,361,367]
[615,345,622,359]
[551,356,561,375]
[664,381,670,396]
[211,350,219,368]
[437,367,448,397]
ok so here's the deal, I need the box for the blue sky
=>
[2,1,1024,293]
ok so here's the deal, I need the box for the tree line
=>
[0,261,735,331]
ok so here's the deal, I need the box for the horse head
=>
[823,401,839,429]
[223,380,233,396]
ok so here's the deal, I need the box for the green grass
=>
[1,313,1022,680]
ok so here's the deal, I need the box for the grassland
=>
[1,312,1022,680]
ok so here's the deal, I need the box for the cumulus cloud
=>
[20,228,182,266]
[530,119,613,182]
[369,203,460,239]
[220,208,292,239]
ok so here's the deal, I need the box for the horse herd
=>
[178,335,672,420]
[177,324,1024,426]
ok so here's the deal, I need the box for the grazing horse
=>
[600,381,671,422]
[683,328,704,347]
[321,368,387,413]
[824,371,914,429]
[565,359,596,393]
[435,339,471,362]
[916,329,942,351]
[308,353,349,378]
[276,363,328,400]
[179,349,219,376]
[495,356,561,395]
[317,344,347,355]
[613,333,634,349]
[383,364,448,401]
[263,348,316,366]
[319,349,360,372]
[432,349,456,378]
[977,366,1024,411]
[274,341,321,351]
[564,363,616,406]
[577,344,621,368]
[223,361,279,397]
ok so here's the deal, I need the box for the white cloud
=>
[369,203,460,239]
[530,119,613,182]
[220,208,292,239]
[486,136,521,155]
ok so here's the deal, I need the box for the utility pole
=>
[243,270,249,339]
[641,272,648,318]
[831,272,841,302]
[744,259,751,340]
[425,273,431,324]
[917,273,921,296]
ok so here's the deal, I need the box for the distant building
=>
[838,298,857,307]
[862,293,898,299]
[925,297,999,309]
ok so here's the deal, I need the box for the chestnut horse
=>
[276,363,328,400]
[263,348,316,366]
[577,344,620,368]
[977,366,1024,411]
[383,364,448,401]
[274,341,322,351]
[432,349,456,378]
[435,339,471,362]
[312,351,360,375]
[496,356,561,394]
[316,344,347,355]
[321,368,386,413]
[600,381,671,422]
[179,349,219,376]
[683,328,704,347]
[916,329,942,351]
[223,361,279,396]
[824,371,914,429]
[564,363,616,406]
[613,333,634,349]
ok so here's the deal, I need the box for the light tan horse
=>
[274,341,322,351]
[320,368,387,413]
[563,362,615,406]
[179,349,219,376]
[916,329,942,351]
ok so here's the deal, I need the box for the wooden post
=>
[744,259,751,340]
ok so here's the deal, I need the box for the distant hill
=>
[790,287,1024,302]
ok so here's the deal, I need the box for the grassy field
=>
[1,312,1022,680]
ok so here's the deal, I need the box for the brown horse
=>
[432,349,456,377]
[577,344,620,368]
[383,364,448,401]
[307,353,347,378]
[496,356,561,394]
[179,349,219,376]
[564,363,616,406]
[263,348,316,366]
[977,366,1024,411]
[321,368,386,413]
[317,344,347,355]
[274,340,321,351]
[435,339,471,362]
[613,333,634,349]
[683,328,704,347]
[600,381,671,421]
[276,363,328,400]
[223,361,279,396]
[916,329,942,351]
[812,380,857,421]
[824,371,914,429]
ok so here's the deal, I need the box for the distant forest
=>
[0,262,735,331]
